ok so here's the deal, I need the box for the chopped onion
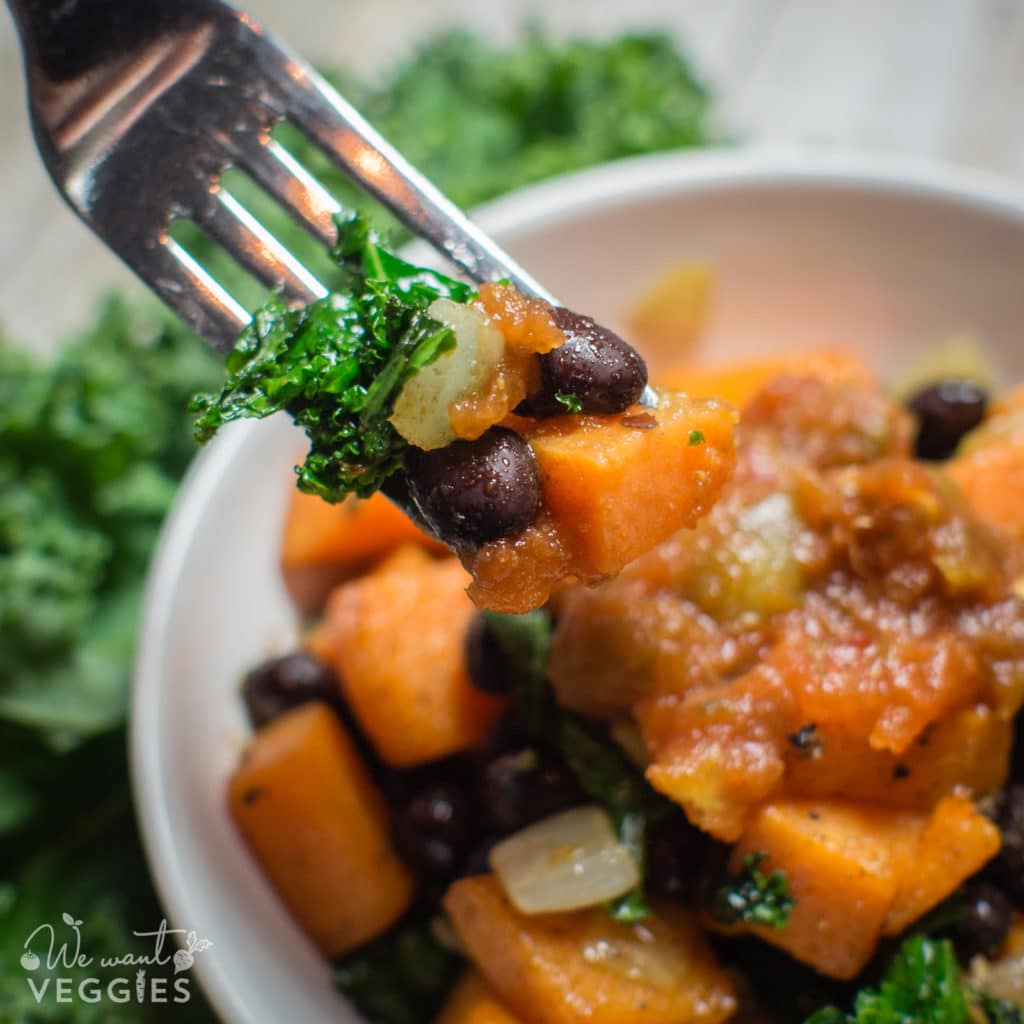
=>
[389,297,504,450]
[489,805,640,915]
[969,950,1024,1006]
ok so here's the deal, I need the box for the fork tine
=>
[193,188,327,304]
[228,137,341,249]
[157,238,250,354]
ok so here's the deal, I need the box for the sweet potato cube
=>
[656,349,875,410]
[728,799,925,979]
[436,972,524,1024]
[525,390,737,577]
[444,875,736,1024]
[949,427,1024,541]
[883,793,1001,935]
[228,703,414,957]
[323,549,507,766]
[282,489,443,612]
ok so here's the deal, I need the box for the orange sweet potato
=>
[444,875,736,1024]
[784,705,1012,807]
[436,972,524,1024]
[882,793,1001,935]
[228,703,414,957]
[949,426,1024,541]
[524,390,738,578]
[282,488,444,612]
[656,349,875,410]
[726,799,925,979]
[322,548,507,766]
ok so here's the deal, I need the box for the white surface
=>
[132,148,1024,1024]
[4,0,1024,348]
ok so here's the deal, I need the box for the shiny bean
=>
[404,427,540,548]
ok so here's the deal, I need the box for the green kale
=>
[555,392,584,413]
[334,920,461,1024]
[191,213,472,500]
[480,609,553,736]
[803,936,1024,1024]
[708,851,795,930]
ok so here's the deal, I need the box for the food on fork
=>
[192,213,737,611]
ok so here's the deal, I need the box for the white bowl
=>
[132,146,1024,1023]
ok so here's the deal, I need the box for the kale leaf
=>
[803,936,1024,1024]
[334,919,461,1024]
[191,212,472,500]
[708,851,795,930]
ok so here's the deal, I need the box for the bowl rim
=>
[130,142,1024,1023]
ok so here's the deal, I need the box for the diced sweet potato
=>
[882,793,1001,935]
[525,390,738,578]
[228,703,414,957]
[642,667,800,842]
[444,875,736,1024]
[949,426,1024,541]
[322,548,507,766]
[784,705,1012,807]
[436,972,523,1024]
[282,488,443,612]
[726,799,925,979]
[656,349,875,410]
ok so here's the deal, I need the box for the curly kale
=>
[805,936,1023,1024]
[708,851,796,930]
[191,213,474,500]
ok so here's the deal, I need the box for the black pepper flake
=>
[893,763,911,780]
[808,810,821,821]
[787,723,821,757]
[241,786,265,805]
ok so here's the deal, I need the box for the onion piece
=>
[489,805,640,915]
[389,298,504,451]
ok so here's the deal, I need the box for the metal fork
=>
[4,0,556,354]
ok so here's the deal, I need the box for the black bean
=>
[392,782,474,877]
[990,785,1024,905]
[953,880,1013,960]
[461,837,501,877]
[241,652,340,729]
[646,813,707,901]
[405,427,540,548]
[908,380,988,460]
[478,748,583,834]
[517,307,648,417]
[464,614,515,695]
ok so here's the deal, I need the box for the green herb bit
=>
[335,919,461,1024]
[801,936,1019,1024]
[708,851,795,930]
[688,429,705,446]
[555,392,584,413]
[191,212,473,501]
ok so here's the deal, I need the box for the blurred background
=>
[1,1,1023,1022]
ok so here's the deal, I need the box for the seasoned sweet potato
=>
[882,793,1001,935]
[784,705,1012,807]
[525,390,738,578]
[656,349,875,410]
[949,425,1024,541]
[436,972,523,1024]
[228,703,414,957]
[726,799,925,979]
[322,548,507,766]
[444,875,736,1024]
[282,488,443,613]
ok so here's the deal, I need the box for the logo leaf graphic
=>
[173,950,195,974]
[61,912,75,926]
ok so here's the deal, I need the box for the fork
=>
[4,0,558,354]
